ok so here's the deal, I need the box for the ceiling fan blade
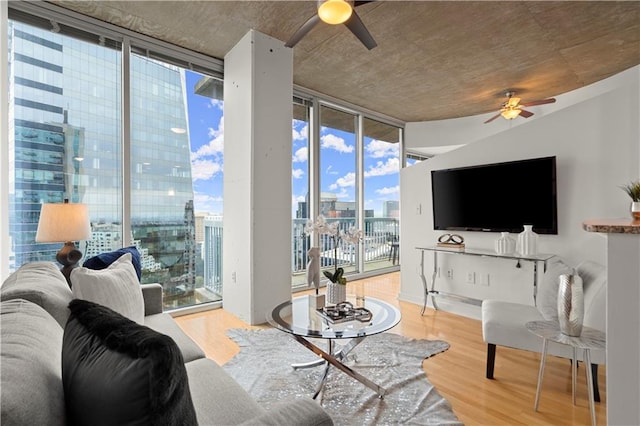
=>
[521,98,556,107]
[285,14,321,48]
[519,109,534,118]
[484,113,502,124]
[344,10,377,50]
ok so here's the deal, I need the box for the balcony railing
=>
[292,217,399,273]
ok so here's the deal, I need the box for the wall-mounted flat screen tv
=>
[431,156,558,234]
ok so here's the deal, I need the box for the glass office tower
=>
[7,18,214,308]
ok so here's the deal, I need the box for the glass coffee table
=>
[267,295,401,399]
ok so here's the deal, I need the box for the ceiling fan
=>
[285,0,377,50]
[484,91,556,124]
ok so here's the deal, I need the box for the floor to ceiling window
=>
[129,53,224,309]
[6,5,224,311]
[362,118,401,272]
[319,105,359,275]
[7,15,123,271]
[291,98,310,286]
[290,97,403,289]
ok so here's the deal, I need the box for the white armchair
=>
[482,260,606,401]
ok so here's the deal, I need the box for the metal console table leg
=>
[419,249,439,314]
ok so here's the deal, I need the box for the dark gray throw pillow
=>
[63,299,198,426]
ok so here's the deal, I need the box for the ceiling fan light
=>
[501,108,522,120]
[507,97,521,108]
[318,0,353,25]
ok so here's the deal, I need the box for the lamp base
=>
[56,242,83,288]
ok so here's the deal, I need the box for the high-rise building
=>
[7,19,203,303]
[383,200,400,218]
[203,215,223,298]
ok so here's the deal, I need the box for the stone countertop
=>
[583,218,640,234]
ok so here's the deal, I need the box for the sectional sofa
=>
[0,260,333,425]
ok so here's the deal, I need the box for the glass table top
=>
[267,295,401,339]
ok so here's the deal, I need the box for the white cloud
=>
[292,122,308,142]
[329,172,356,190]
[191,159,223,181]
[194,192,223,215]
[208,115,224,139]
[376,185,400,195]
[192,115,224,161]
[321,134,354,153]
[366,139,399,158]
[292,168,304,179]
[195,192,223,204]
[294,195,306,203]
[292,147,308,163]
[335,188,350,199]
[208,99,223,110]
[364,157,400,177]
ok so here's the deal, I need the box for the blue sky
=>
[186,71,399,217]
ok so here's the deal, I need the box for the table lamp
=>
[36,200,91,286]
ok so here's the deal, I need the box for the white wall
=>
[401,66,640,319]
[223,30,293,324]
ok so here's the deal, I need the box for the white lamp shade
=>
[36,203,91,243]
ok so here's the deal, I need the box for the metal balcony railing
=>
[291,217,399,273]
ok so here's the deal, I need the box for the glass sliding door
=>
[130,52,224,309]
[362,118,401,271]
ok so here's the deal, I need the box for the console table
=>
[416,246,555,315]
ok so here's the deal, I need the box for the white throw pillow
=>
[537,258,573,321]
[71,253,145,324]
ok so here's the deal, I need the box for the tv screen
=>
[431,156,558,234]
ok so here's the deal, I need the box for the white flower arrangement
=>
[304,215,362,284]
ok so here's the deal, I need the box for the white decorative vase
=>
[494,232,516,255]
[557,272,584,336]
[517,225,538,256]
[326,282,347,305]
[631,201,640,220]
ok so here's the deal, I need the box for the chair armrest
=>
[239,399,333,426]
[141,283,163,316]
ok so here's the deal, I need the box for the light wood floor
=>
[175,272,606,425]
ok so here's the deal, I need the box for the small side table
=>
[526,320,606,426]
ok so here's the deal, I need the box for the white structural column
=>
[607,232,640,426]
[583,219,640,426]
[223,30,293,325]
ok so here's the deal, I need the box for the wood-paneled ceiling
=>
[52,1,640,123]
